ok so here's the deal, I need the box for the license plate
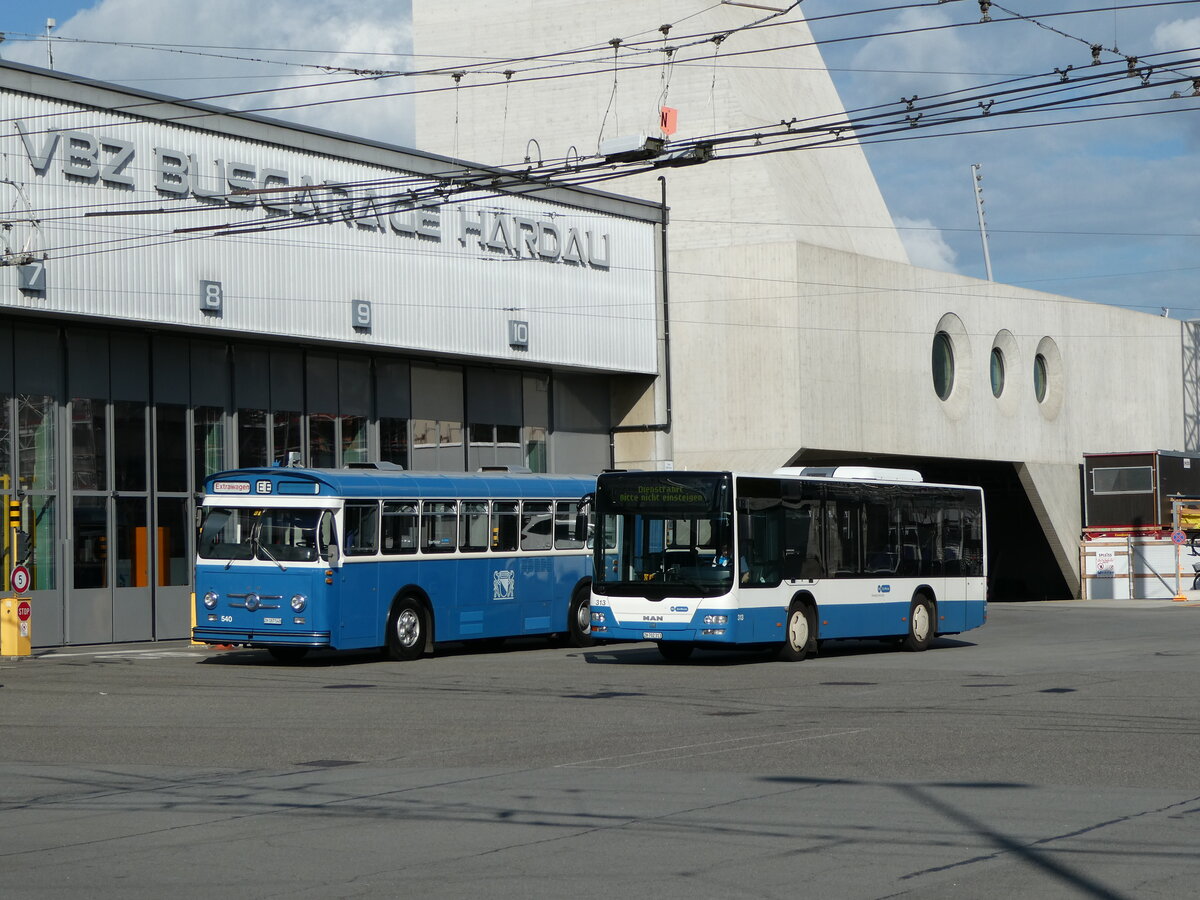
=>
[643,631,662,640]
[262,617,283,625]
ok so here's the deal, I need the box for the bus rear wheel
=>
[777,603,815,661]
[657,641,694,662]
[386,598,427,661]
[567,588,594,648]
[902,595,935,652]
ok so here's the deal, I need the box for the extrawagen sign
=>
[14,122,612,269]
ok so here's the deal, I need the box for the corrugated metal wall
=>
[1,85,659,374]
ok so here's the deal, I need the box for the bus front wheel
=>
[902,595,935,652]
[567,589,594,648]
[386,598,427,661]
[777,603,816,662]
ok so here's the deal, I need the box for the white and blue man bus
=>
[587,467,986,661]
[192,465,596,662]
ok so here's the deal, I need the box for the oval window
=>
[1033,353,1048,403]
[932,331,955,400]
[990,347,1005,398]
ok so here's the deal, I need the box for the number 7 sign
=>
[19,261,46,293]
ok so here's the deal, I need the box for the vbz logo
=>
[877,584,891,594]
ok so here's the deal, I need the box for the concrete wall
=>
[666,239,1183,593]
[410,1,1192,595]
[668,241,1183,470]
[412,0,908,263]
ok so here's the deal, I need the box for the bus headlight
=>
[290,594,308,613]
[702,615,727,625]
[202,591,219,610]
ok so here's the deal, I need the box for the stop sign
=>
[16,600,31,622]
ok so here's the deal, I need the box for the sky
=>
[804,1,1200,319]
[2,0,1200,318]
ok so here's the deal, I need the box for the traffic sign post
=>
[1,596,31,657]
[1171,525,1190,602]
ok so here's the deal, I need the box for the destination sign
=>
[603,475,723,513]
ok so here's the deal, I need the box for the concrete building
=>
[0,60,664,646]
[412,0,1192,599]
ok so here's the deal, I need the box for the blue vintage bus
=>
[588,467,987,661]
[192,466,596,662]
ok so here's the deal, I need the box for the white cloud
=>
[894,216,958,273]
[809,2,1200,312]
[5,0,415,145]
[848,9,980,100]
[1151,16,1200,50]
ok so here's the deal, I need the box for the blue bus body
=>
[589,469,987,661]
[192,468,596,659]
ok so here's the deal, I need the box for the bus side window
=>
[319,509,335,560]
[460,501,490,552]
[960,496,984,576]
[825,489,862,577]
[907,498,939,577]
[344,502,380,557]
[783,498,821,580]
[864,501,899,574]
[381,501,417,555]
[555,501,584,549]
[492,501,518,552]
[422,501,457,553]
[521,501,552,551]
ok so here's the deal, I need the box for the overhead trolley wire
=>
[7,0,1194,140]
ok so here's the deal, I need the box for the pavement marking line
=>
[559,726,868,769]
[38,648,208,659]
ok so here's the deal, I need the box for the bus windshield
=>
[199,507,333,563]
[594,473,733,596]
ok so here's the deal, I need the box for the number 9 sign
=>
[352,299,373,332]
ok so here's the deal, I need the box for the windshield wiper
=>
[249,519,287,572]
[254,537,288,572]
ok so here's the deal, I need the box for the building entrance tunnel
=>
[788,451,1073,601]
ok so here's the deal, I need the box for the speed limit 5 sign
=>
[11,565,30,594]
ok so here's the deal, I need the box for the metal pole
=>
[971,164,993,282]
[1173,498,1181,598]
[45,19,56,70]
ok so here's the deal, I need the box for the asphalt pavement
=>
[2,599,1198,899]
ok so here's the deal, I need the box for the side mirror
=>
[326,543,340,567]
[575,492,594,543]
